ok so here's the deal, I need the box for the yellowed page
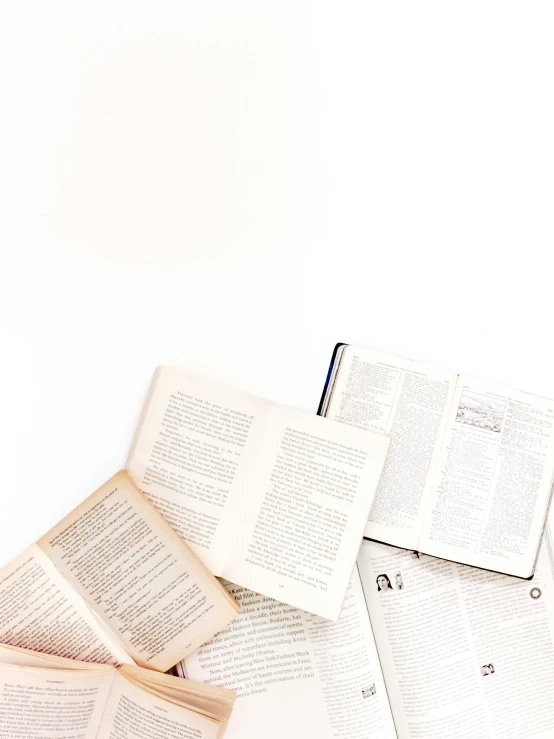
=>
[38,472,238,672]
[0,663,115,739]
[119,673,233,733]
[0,643,111,671]
[97,671,222,739]
[324,345,457,550]
[120,664,235,719]
[0,544,131,665]
[127,366,271,575]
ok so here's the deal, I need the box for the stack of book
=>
[1,344,554,739]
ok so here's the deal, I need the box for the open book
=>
[0,471,239,672]
[179,534,554,739]
[126,366,390,620]
[0,643,235,739]
[319,343,554,578]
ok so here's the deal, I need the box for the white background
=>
[0,1,553,566]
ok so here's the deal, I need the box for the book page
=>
[0,664,115,739]
[419,377,554,576]
[0,544,131,666]
[127,367,271,575]
[222,405,390,619]
[0,644,112,671]
[358,539,554,739]
[38,472,238,672]
[119,665,235,723]
[324,345,457,549]
[96,671,222,739]
[183,572,397,739]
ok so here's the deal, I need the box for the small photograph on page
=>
[376,572,405,593]
[376,574,394,593]
[362,683,376,698]
[455,390,506,433]
[481,664,495,677]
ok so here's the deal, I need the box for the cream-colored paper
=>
[0,544,131,666]
[0,663,115,739]
[97,671,223,739]
[37,471,238,671]
[128,367,269,575]
[221,405,389,620]
[127,367,390,619]
[0,645,236,739]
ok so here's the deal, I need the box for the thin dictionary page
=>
[127,366,272,575]
[0,544,131,665]
[324,345,457,549]
[183,571,397,739]
[37,472,238,672]
[221,404,390,619]
[419,376,554,576]
[358,539,554,739]
[0,664,115,739]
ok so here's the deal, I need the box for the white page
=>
[0,664,115,739]
[324,345,457,549]
[0,544,131,666]
[183,572,397,739]
[358,539,554,739]
[127,367,271,575]
[419,376,554,576]
[222,404,390,619]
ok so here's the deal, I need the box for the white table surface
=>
[1,1,553,566]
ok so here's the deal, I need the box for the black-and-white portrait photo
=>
[481,664,495,677]
[362,684,376,698]
[455,391,505,433]
[395,571,404,590]
[376,574,394,593]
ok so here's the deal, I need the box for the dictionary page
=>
[0,544,131,666]
[0,663,115,739]
[358,539,554,739]
[127,367,272,575]
[221,404,390,619]
[38,471,238,672]
[419,376,554,577]
[324,345,457,549]
[183,571,397,739]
